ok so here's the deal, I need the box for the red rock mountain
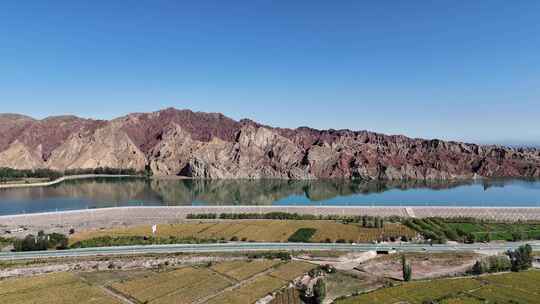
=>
[0,108,539,179]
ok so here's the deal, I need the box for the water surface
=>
[0,178,539,215]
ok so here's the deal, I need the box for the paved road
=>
[1,242,539,260]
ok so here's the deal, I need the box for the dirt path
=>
[196,265,283,304]
[100,285,138,304]
[78,274,138,304]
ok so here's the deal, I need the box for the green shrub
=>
[288,228,317,242]
[70,235,218,248]
[248,251,291,260]
[508,244,533,272]
[12,231,68,251]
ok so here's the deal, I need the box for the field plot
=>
[71,220,415,244]
[0,272,119,304]
[269,261,317,281]
[78,269,154,285]
[102,260,315,304]
[446,221,540,241]
[358,252,478,280]
[210,259,281,281]
[325,271,384,302]
[206,275,286,304]
[405,218,540,243]
[337,270,540,304]
[110,266,232,304]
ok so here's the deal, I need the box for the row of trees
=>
[404,218,481,244]
[13,231,68,251]
[0,167,146,183]
[0,168,63,182]
[70,235,222,248]
[362,216,385,228]
[188,212,320,220]
[472,255,512,274]
[186,212,386,227]
[472,244,533,274]
[63,167,144,176]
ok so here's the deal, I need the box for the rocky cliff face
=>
[1,108,539,180]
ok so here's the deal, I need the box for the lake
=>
[0,177,539,215]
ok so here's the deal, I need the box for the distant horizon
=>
[1,107,538,148]
[2,1,539,146]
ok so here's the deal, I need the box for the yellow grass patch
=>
[211,259,282,281]
[0,272,119,304]
[206,275,286,304]
[338,277,484,304]
[110,266,231,303]
[71,220,415,244]
[269,261,317,281]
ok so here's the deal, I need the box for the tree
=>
[464,233,476,244]
[472,260,488,275]
[511,231,524,242]
[13,232,68,252]
[507,244,533,272]
[313,278,326,304]
[402,255,412,281]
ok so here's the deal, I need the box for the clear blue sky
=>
[1,1,539,145]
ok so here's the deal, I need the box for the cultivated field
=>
[205,262,316,304]
[108,260,314,304]
[446,221,540,241]
[70,219,415,244]
[337,270,540,304]
[4,206,540,240]
[0,272,120,304]
[110,266,232,303]
[268,261,316,281]
[0,259,316,304]
[325,271,385,302]
[210,259,281,281]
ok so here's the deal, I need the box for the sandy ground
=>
[357,252,479,280]
[296,251,378,270]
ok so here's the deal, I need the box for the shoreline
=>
[0,174,138,189]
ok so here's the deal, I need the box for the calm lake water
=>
[0,178,539,215]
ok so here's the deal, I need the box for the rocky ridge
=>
[0,108,539,180]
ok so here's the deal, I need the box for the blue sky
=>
[1,1,539,145]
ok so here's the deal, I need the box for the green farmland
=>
[337,270,540,304]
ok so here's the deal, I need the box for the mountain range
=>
[1,108,539,180]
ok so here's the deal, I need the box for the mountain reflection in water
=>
[0,177,539,215]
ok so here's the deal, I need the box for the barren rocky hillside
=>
[0,108,539,180]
